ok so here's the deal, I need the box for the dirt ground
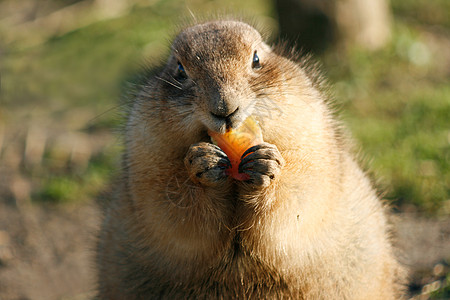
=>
[0,190,449,300]
[0,199,99,300]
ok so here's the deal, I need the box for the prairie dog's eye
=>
[176,61,187,80]
[252,51,261,69]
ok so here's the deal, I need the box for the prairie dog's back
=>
[96,20,406,299]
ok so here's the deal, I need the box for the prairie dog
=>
[96,20,406,299]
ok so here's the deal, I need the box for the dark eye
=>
[252,51,261,69]
[176,61,187,80]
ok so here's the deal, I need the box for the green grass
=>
[37,150,117,203]
[323,19,449,213]
[430,272,450,299]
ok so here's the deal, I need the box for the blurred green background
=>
[1,0,448,214]
[0,0,449,299]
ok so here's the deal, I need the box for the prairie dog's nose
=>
[208,84,241,120]
[210,107,239,120]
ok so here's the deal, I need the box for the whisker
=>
[155,76,183,90]
[169,75,183,87]
[186,5,197,22]
[84,103,128,130]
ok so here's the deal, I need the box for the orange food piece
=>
[208,116,263,180]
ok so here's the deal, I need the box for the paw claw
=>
[238,142,283,189]
[185,142,231,186]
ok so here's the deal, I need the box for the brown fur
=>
[96,20,406,299]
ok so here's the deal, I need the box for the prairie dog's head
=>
[159,20,277,134]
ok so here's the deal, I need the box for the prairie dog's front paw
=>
[184,142,231,187]
[238,142,284,189]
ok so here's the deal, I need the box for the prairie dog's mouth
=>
[207,118,228,134]
[206,115,248,134]
[205,105,251,134]
[199,130,213,144]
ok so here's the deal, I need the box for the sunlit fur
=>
[96,20,406,299]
